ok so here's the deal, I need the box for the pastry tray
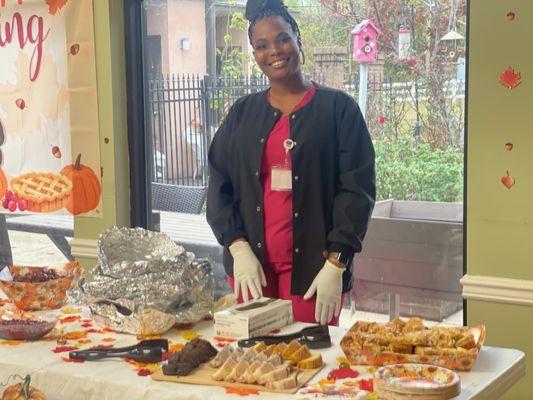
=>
[341,325,485,371]
[151,362,324,394]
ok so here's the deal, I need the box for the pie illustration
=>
[11,172,73,212]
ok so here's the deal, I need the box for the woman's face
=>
[251,16,301,83]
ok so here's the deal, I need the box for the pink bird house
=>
[351,19,381,63]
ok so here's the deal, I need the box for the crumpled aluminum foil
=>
[80,226,215,334]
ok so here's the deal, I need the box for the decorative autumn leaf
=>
[45,0,68,15]
[499,67,522,89]
[225,387,260,396]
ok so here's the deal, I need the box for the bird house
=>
[351,19,381,63]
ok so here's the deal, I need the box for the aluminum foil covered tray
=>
[81,227,215,334]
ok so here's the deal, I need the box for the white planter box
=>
[353,200,463,321]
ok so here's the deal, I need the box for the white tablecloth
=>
[0,316,525,400]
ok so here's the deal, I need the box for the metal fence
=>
[147,73,465,186]
[147,74,270,186]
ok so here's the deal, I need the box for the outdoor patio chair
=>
[151,183,207,214]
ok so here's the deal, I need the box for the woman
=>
[207,0,375,326]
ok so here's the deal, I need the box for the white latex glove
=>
[303,260,345,325]
[229,240,267,302]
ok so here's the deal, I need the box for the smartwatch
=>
[328,251,351,267]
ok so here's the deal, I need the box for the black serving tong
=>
[69,347,164,363]
[69,338,168,363]
[238,325,331,349]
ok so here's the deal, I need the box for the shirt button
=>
[291,114,296,120]
[294,248,299,253]
[256,206,261,212]
[294,175,299,181]
[255,171,259,177]
[260,138,265,143]
[257,242,262,248]
[294,212,299,218]
[274,111,279,117]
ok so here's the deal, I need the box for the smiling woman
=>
[206,0,376,327]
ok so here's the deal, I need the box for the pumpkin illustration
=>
[0,168,6,200]
[60,154,101,215]
[2,375,46,400]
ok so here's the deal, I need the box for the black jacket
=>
[206,84,375,295]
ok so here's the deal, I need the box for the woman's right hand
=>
[229,240,267,302]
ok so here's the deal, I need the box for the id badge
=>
[271,165,292,191]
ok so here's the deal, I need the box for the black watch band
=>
[331,251,351,266]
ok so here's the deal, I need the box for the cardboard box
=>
[214,297,293,340]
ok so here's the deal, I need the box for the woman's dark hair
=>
[245,0,301,45]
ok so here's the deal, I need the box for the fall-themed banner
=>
[0,0,101,216]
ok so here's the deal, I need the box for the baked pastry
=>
[282,339,302,360]
[288,345,311,363]
[226,359,250,382]
[298,354,323,369]
[271,342,288,356]
[265,372,298,390]
[11,172,73,212]
[253,341,267,353]
[266,354,283,366]
[259,363,290,385]
[210,344,233,368]
[242,360,262,384]
[212,357,237,381]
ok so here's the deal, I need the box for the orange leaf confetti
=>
[169,342,184,353]
[61,307,81,314]
[137,369,152,377]
[499,67,522,89]
[181,330,201,341]
[60,316,81,324]
[0,340,24,346]
[52,345,78,353]
[45,0,68,15]
[62,356,84,363]
[102,338,116,342]
[77,339,92,345]
[225,387,260,396]
[63,330,88,340]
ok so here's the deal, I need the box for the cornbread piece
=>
[253,341,267,353]
[288,345,311,363]
[263,344,276,357]
[297,354,323,369]
[271,342,288,356]
[282,339,302,360]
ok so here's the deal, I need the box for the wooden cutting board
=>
[151,362,324,394]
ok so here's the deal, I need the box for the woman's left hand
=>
[303,260,345,325]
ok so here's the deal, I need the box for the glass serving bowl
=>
[0,312,58,341]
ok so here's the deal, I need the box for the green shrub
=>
[374,136,463,202]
